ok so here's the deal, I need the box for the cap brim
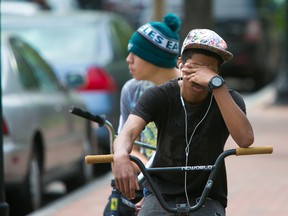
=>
[182,43,233,63]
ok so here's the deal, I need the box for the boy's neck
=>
[179,80,209,105]
[152,68,181,85]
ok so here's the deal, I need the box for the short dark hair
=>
[181,48,224,69]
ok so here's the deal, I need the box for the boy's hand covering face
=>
[181,61,218,87]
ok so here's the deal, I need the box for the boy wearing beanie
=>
[119,12,182,165]
[112,28,254,215]
[104,13,181,216]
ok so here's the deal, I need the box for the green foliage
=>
[257,0,286,32]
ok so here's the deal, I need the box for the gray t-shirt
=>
[118,78,154,132]
[118,78,157,158]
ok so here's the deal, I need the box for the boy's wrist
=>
[208,75,225,92]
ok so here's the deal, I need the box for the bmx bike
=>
[70,106,273,215]
[70,106,155,215]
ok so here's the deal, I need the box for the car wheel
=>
[86,120,108,175]
[81,139,94,182]
[65,139,94,192]
[86,120,100,155]
[10,148,43,215]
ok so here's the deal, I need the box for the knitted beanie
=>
[128,13,181,68]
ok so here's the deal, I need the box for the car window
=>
[10,37,61,92]
[9,26,111,65]
[9,38,39,90]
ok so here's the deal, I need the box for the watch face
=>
[212,77,222,87]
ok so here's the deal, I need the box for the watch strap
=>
[208,75,225,92]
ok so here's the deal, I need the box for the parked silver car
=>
[2,10,134,153]
[1,33,95,215]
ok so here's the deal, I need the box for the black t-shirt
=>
[131,78,246,208]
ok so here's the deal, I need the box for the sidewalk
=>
[29,86,288,216]
[224,87,288,215]
[28,171,114,216]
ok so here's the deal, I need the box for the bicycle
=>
[70,106,156,215]
[70,106,273,215]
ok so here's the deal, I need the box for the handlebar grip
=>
[69,106,105,125]
[85,154,113,164]
[236,146,273,156]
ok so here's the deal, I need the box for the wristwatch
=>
[208,75,225,92]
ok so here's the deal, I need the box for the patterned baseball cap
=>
[181,29,233,63]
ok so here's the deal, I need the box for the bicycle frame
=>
[70,106,273,215]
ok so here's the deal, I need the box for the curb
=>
[243,85,276,109]
[28,172,113,216]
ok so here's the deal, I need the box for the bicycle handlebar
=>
[85,146,273,164]
[86,154,114,164]
[70,106,106,126]
[84,146,272,214]
[70,106,156,151]
[235,146,273,155]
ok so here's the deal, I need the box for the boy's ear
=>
[177,57,182,69]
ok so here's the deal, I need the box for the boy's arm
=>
[113,114,147,199]
[212,85,254,148]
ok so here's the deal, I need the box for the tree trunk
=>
[152,0,164,21]
[180,0,213,44]
[275,0,288,105]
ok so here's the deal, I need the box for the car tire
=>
[65,139,94,192]
[86,120,109,175]
[9,148,43,215]
[81,139,94,183]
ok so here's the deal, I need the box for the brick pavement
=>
[224,104,288,215]
[28,172,114,216]
[29,87,288,216]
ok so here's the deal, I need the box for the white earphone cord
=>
[180,94,213,206]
